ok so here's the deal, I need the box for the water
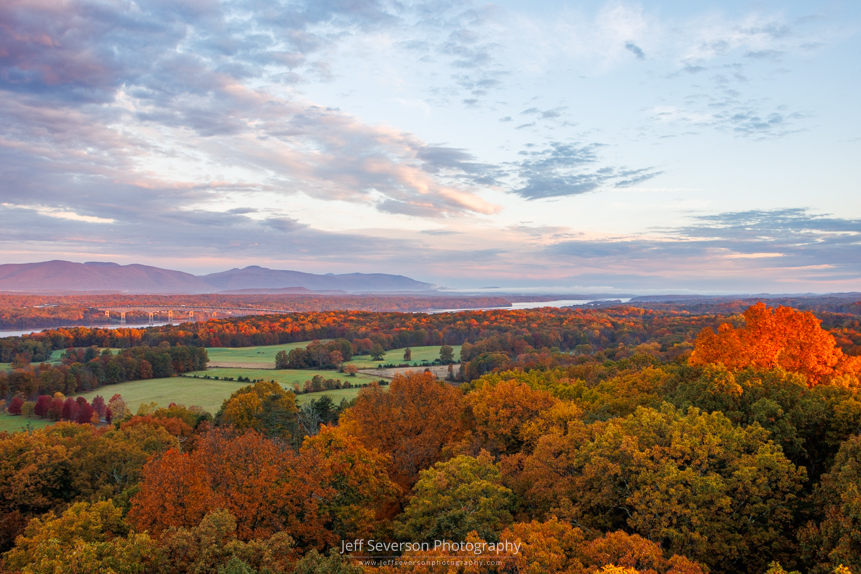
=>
[429,298,631,314]
[0,322,173,338]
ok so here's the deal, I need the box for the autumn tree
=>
[7,396,23,415]
[343,364,358,376]
[108,393,131,422]
[396,452,514,543]
[799,434,861,573]
[690,302,861,386]
[340,372,466,489]
[404,348,412,361]
[152,509,296,574]
[20,400,35,418]
[217,380,298,440]
[499,518,705,574]
[465,379,559,455]
[127,449,220,537]
[76,398,95,424]
[2,500,155,574]
[665,364,861,481]
[129,428,337,548]
[33,395,52,418]
[515,404,805,573]
[301,425,397,539]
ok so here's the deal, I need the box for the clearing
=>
[344,345,461,369]
[206,340,331,368]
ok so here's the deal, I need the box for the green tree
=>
[153,509,295,574]
[370,343,386,361]
[799,434,861,574]
[516,404,806,574]
[217,381,298,440]
[439,345,454,364]
[2,500,154,574]
[396,452,514,543]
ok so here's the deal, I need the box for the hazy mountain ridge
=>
[0,261,435,294]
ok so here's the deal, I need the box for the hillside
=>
[0,261,435,294]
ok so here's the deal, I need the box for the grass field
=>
[345,345,461,369]
[77,377,248,414]
[0,414,53,434]
[187,367,380,388]
[75,372,378,415]
[206,341,331,366]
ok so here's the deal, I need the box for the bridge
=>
[97,305,291,325]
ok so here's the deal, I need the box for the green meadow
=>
[0,414,53,434]
[206,341,331,365]
[188,366,380,388]
[75,373,375,415]
[344,345,461,369]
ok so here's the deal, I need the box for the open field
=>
[77,377,248,414]
[75,372,379,415]
[0,414,53,434]
[344,345,461,369]
[206,341,331,368]
[187,367,380,388]
[358,364,456,380]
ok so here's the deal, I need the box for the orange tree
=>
[690,302,861,385]
[340,372,466,491]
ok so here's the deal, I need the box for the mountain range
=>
[0,261,435,294]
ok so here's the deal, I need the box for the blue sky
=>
[1,0,859,292]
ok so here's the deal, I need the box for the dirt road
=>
[357,364,457,380]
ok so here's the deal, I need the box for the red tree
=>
[61,397,78,421]
[48,397,64,420]
[33,395,52,418]
[8,396,24,415]
[91,395,106,418]
[76,400,95,424]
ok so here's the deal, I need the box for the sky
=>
[1,0,860,293]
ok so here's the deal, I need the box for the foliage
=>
[2,500,154,574]
[129,427,338,548]
[216,380,298,440]
[799,434,861,573]
[301,426,397,540]
[691,302,861,385]
[340,372,466,490]
[464,380,558,455]
[152,509,297,574]
[395,452,514,543]
[512,404,805,573]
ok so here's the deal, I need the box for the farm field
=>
[77,377,248,414]
[206,340,331,367]
[75,373,376,414]
[0,414,53,434]
[188,367,380,388]
[344,345,461,369]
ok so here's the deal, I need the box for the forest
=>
[0,302,860,573]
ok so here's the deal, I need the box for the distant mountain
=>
[0,261,209,294]
[200,266,434,293]
[0,261,435,294]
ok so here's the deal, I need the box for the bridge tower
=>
[120,312,126,325]
[167,309,173,324]
[148,312,154,326]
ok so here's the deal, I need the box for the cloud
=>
[510,143,662,199]
[625,41,645,59]
[545,209,861,283]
